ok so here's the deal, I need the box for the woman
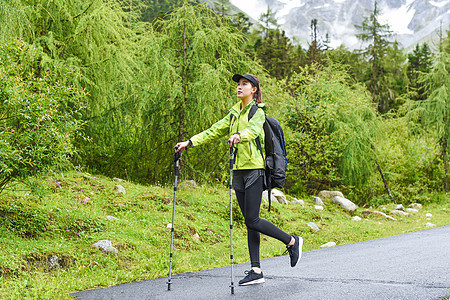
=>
[175,74,302,286]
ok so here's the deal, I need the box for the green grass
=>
[0,172,448,299]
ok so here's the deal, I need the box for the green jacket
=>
[190,100,266,170]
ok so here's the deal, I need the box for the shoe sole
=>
[298,236,303,262]
[239,278,265,286]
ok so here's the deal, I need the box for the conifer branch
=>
[74,2,94,20]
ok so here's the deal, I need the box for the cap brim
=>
[232,74,244,83]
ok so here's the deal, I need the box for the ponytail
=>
[248,74,262,103]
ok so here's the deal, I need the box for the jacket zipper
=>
[249,142,252,160]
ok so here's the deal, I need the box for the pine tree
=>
[258,6,278,36]
[284,63,386,199]
[380,41,409,111]
[355,1,395,113]
[213,0,231,17]
[256,29,298,79]
[232,12,251,34]
[407,43,433,101]
[139,2,264,181]
[419,32,450,191]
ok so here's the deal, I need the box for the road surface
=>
[73,225,450,300]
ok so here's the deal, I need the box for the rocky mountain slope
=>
[229,0,449,50]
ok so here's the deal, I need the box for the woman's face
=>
[236,78,256,100]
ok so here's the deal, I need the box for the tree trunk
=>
[442,138,448,192]
[376,159,394,202]
[178,20,188,143]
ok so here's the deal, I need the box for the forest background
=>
[1,0,449,206]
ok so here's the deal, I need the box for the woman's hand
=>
[227,133,241,147]
[175,141,190,152]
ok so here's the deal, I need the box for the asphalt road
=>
[73,225,450,300]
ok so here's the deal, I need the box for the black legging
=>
[235,175,292,268]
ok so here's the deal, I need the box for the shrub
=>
[0,40,87,192]
[284,63,378,197]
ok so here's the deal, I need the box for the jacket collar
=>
[231,99,257,115]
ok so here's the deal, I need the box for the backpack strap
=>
[248,104,265,159]
[249,104,271,212]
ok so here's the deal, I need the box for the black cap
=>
[232,74,259,92]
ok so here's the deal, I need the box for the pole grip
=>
[173,146,181,175]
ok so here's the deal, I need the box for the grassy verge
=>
[0,172,448,299]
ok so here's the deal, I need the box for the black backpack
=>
[248,104,287,212]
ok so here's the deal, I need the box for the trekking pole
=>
[167,146,181,291]
[228,142,237,295]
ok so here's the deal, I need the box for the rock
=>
[332,196,358,212]
[111,185,126,195]
[262,191,272,202]
[314,205,324,210]
[426,213,432,217]
[391,210,409,216]
[93,240,118,253]
[318,190,344,200]
[320,242,336,248]
[272,189,288,204]
[262,190,278,203]
[351,216,362,221]
[166,223,173,229]
[262,189,287,204]
[179,180,197,189]
[395,204,405,211]
[192,233,200,241]
[83,174,98,180]
[47,255,60,269]
[373,210,397,221]
[106,215,118,221]
[425,222,436,227]
[408,203,423,210]
[112,177,124,182]
[407,208,419,213]
[306,222,320,232]
[314,197,325,206]
[290,199,305,206]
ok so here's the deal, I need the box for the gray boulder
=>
[408,203,423,210]
[262,189,287,204]
[306,222,320,232]
[373,210,397,221]
[106,215,118,221]
[391,210,409,216]
[320,242,336,248]
[290,199,305,206]
[93,240,118,253]
[192,233,200,241]
[318,190,344,200]
[314,197,325,206]
[351,216,362,221]
[179,180,197,189]
[111,185,126,195]
[47,255,60,269]
[332,196,358,212]
[395,204,405,211]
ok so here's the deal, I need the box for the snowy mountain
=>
[228,0,450,50]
